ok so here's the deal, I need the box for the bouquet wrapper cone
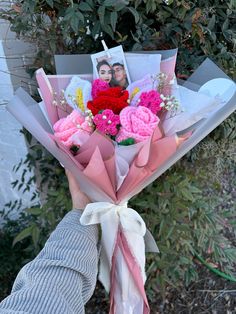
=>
[7,58,236,314]
[7,87,152,313]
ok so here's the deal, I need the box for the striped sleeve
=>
[0,209,99,314]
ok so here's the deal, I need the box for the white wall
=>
[0,6,38,220]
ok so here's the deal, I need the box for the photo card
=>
[91,45,131,89]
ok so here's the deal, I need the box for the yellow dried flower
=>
[130,87,140,101]
[75,88,85,112]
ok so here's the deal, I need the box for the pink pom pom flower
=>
[116,106,159,143]
[93,109,120,136]
[92,79,110,99]
[138,90,162,114]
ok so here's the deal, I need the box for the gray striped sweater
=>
[0,209,99,313]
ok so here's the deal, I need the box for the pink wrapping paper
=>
[110,228,149,314]
[160,54,177,79]
[51,132,118,200]
[77,131,114,164]
[160,55,177,95]
[117,135,177,201]
[52,121,178,204]
[36,69,73,123]
[83,147,117,200]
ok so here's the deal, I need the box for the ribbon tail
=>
[99,214,119,292]
[109,228,150,314]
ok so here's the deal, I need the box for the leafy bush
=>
[1,0,235,77]
[0,210,34,300]
[131,161,236,299]
[0,0,235,304]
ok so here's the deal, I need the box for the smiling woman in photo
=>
[96,60,113,84]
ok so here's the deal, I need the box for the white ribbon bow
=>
[80,202,147,291]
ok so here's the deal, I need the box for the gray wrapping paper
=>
[55,49,178,75]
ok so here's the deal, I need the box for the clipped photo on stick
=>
[91,45,131,88]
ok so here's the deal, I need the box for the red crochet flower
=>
[87,86,129,115]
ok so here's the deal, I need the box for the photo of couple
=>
[97,60,128,88]
[91,45,131,89]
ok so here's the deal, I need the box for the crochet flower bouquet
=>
[7,48,235,314]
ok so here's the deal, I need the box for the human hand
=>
[65,170,90,211]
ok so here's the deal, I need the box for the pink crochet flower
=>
[138,90,162,114]
[93,109,120,136]
[116,106,159,143]
[53,109,94,147]
[91,79,110,99]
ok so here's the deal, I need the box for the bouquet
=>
[7,45,236,313]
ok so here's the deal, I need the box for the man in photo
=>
[112,62,128,88]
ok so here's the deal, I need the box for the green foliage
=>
[0,0,235,304]
[0,210,34,300]
[3,130,72,253]
[129,159,236,298]
[0,0,235,77]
